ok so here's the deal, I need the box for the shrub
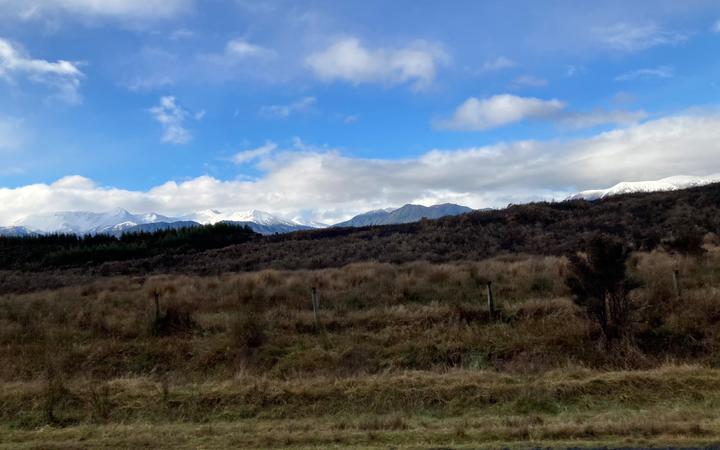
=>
[151,304,198,337]
[665,226,707,258]
[231,311,266,355]
[230,285,268,356]
[566,234,640,348]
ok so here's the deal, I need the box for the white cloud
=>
[1,0,192,21]
[2,113,720,225]
[149,96,194,145]
[232,141,277,164]
[259,96,316,118]
[306,37,448,90]
[478,56,517,73]
[510,75,548,88]
[435,94,565,131]
[714,20,720,33]
[558,109,648,129]
[0,37,83,103]
[595,22,688,52]
[615,66,674,81]
[224,39,274,60]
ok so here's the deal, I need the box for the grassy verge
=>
[2,366,720,448]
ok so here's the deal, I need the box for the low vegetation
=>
[2,236,720,447]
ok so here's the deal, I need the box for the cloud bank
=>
[2,113,720,225]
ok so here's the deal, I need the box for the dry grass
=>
[3,248,720,447]
[2,366,720,448]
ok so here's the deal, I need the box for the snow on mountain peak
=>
[571,174,720,200]
[15,209,170,234]
[179,209,300,226]
[227,209,297,226]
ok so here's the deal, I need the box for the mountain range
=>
[0,203,474,237]
[3,174,719,238]
[334,203,474,228]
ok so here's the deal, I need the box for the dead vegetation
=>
[2,245,720,447]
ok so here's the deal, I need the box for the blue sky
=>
[1,0,720,224]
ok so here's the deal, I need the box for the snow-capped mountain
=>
[334,203,473,228]
[0,226,35,237]
[291,217,329,229]
[9,208,319,236]
[571,174,720,201]
[181,209,299,227]
[180,209,316,234]
[14,208,175,235]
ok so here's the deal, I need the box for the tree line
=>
[0,223,258,270]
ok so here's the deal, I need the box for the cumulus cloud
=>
[259,97,316,118]
[3,112,719,225]
[306,37,448,90]
[615,66,674,81]
[1,0,192,21]
[232,141,277,164]
[149,96,195,145]
[595,22,688,52]
[0,37,83,103]
[435,94,565,131]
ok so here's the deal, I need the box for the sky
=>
[1,0,720,225]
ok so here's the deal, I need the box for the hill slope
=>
[3,182,719,274]
[103,182,720,275]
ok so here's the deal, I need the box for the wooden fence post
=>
[486,281,495,320]
[672,269,681,299]
[153,290,161,322]
[311,287,320,330]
